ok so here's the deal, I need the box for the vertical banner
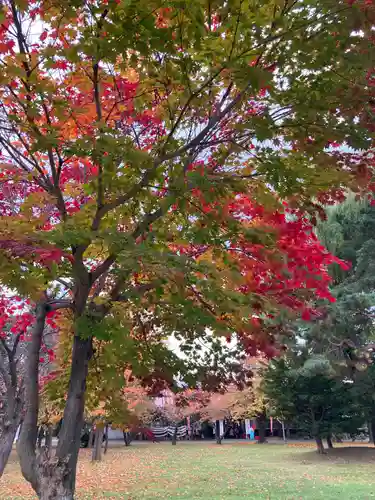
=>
[219,419,224,438]
[187,416,191,438]
[270,416,273,435]
[245,419,251,438]
[14,424,21,443]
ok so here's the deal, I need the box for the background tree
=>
[300,196,375,442]
[0,1,373,497]
[263,353,363,453]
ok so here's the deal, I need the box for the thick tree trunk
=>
[315,437,325,454]
[103,425,109,455]
[0,425,18,477]
[18,301,94,499]
[92,428,104,462]
[53,335,93,489]
[327,435,333,449]
[171,425,178,445]
[257,412,267,444]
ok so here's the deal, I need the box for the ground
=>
[2,441,375,499]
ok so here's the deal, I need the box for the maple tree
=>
[0,0,373,497]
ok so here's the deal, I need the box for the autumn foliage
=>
[0,0,373,497]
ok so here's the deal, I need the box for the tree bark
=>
[89,428,95,448]
[103,424,109,455]
[327,435,333,449]
[18,301,94,499]
[37,426,45,449]
[17,301,47,494]
[172,425,178,445]
[368,421,373,444]
[44,425,53,452]
[257,412,267,444]
[281,421,286,442]
[123,431,131,446]
[370,420,375,446]
[315,437,325,454]
[0,329,24,476]
[92,428,104,462]
[0,424,18,477]
[53,335,93,488]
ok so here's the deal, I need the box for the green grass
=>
[2,442,375,499]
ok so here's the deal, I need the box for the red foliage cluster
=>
[0,296,56,365]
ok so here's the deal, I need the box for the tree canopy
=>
[0,0,373,497]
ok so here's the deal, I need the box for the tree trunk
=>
[17,302,47,494]
[172,425,178,445]
[92,428,104,462]
[53,335,93,490]
[44,425,53,452]
[285,424,291,439]
[0,424,18,477]
[103,425,109,455]
[327,435,333,449]
[37,426,45,449]
[257,412,267,444]
[123,431,131,446]
[368,421,373,444]
[18,301,94,499]
[89,428,95,448]
[370,420,375,446]
[281,421,286,442]
[315,437,325,454]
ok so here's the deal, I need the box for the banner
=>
[245,419,251,437]
[219,420,224,438]
[150,425,187,438]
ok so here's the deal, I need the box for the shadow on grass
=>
[294,446,375,464]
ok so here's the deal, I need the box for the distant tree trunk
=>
[123,431,131,446]
[285,424,291,439]
[92,427,104,462]
[315,437,325,454]
[368,421,373,444]
[281,421,286,442]
[370,420,375,446]
[103,424,109,454]
[44,425,53,453]
[215,421,222,444]
[37,426,45,449]
[172,425,178,445]
[89,427,95,448]
[327,435,333,449]
[257,412,267,443]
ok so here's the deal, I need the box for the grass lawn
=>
[2,442,375,499]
